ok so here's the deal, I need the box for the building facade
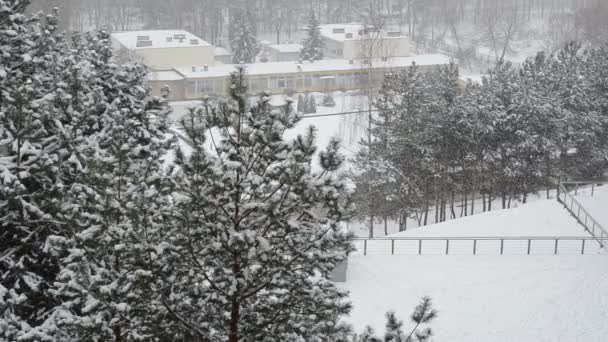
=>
[111,30,215,70]
[148,55,453,101]
[319,24,415,60]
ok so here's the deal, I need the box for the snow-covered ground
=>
[341,254,608,342]
[349,190,558,238]
[168,91,370,168]
[340,193,608,341]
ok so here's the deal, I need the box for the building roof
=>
[111,30,211,50]
[147,70,185,81]
[267,44,303,53]
[168,54,453,79]
[319,23,407,42]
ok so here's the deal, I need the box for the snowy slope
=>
[352,199,603,256]
[341,255,608,342]
[391,199,588,238]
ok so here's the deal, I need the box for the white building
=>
[111,30,215,70]
[266,44,303,62]
[214,46,232,64]
[319,24,415,60]
[148,54,453,101]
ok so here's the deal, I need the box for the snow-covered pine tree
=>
[157,67,353,342]
[384,311,404,342]
[230,10,260,64]
[308,93,317,113]
[46,30,175,341]
[323,92,336,107]
[0,3,69,339]
[297,93,306,113]
[300,10,324,61]
[358,326,382,342]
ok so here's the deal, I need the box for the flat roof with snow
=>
[267,44,303,53]
[112,30,211,50]
[319,23,407,42]
[168,54,452,79]
[147,70,185,81]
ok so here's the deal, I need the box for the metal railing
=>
[351,237,607,256]
[560,181,608,197]
[557,182,608,247]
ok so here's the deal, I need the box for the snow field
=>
[340,255,608,342]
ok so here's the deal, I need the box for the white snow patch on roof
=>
[148,70,185,81]
[111,30,211,50]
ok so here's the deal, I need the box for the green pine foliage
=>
[155,67,354,342]
[231,10,260,64]
[356,43,608,225]
[300,10,324,61]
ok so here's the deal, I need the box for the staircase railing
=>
[557,182,607,247]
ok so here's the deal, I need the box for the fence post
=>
[364,240,367,256]
[418,239,422,255]
[445,239,449,255]
[554,239,558,255]
[581,239,586,255]
[584,214,588,227]
[500,239,504,255]
[391,239,395,255]
[527,239,531,255]
[592,184,595,197]
[473,239,477,255]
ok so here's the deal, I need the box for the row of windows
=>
[189,71,386,95]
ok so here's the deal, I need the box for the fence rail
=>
[351,237,606,256]
[560,181,608,197]
[557,182,608,247]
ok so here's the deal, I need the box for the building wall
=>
[171,64,441,100]
[343,37,413,60]
[135,46,215,70]
[322,38,345,59]
[148,63,447,101]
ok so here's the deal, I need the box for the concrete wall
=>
[135,46,215,70]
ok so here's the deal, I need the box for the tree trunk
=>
[384,216,388,236]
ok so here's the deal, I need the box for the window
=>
[276,77,295,89]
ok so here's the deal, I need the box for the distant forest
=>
[29,0,608,63]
